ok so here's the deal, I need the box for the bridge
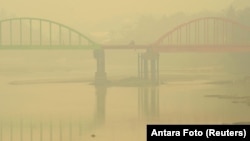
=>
[1,17,250,84]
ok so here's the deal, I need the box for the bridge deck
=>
[102,45,250,53]
[102,45,149,50]
[1,45,250,53]
[151,45,250,53]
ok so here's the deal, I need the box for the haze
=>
[1,0,250,43]
[1,0,250,141]
[0,0,239,29]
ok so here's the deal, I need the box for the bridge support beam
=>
[94,49,107,85]
[138,50,159,85]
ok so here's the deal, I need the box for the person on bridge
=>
[129,40,135,45]
[129,40,137,51]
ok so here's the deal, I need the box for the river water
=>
[0,50,250,141]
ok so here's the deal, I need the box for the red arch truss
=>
[152,17,250,52]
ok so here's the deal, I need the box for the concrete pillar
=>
[0,22,1,46]
[138,53,144,80]
[151,58,156,84]
[150,52,160,85]
[138,53,141,79]
[138,50,159,85]
[93,49,107,85]
[143,56,149,81]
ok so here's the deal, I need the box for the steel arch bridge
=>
[152,17,250,53]
[0,17,100,49]
[1,17,250,52]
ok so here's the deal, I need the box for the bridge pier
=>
[93,49,107,85]
[138,50,159,85]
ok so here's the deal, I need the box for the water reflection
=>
[93,84,161,124]
[2,81,250,140]
[93,86,106,127]
[0,118,95,141]
[204,83,250,106]
[0,84,161,141]
[138,86,159,120]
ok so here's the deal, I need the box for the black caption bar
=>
[147,124,250,141]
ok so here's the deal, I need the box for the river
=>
[0,50,250,141]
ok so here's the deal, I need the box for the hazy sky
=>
[1,0,235,27]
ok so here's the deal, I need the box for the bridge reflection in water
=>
[0,84,159,141]
[0,117,96,141]
[138,86,159,120]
